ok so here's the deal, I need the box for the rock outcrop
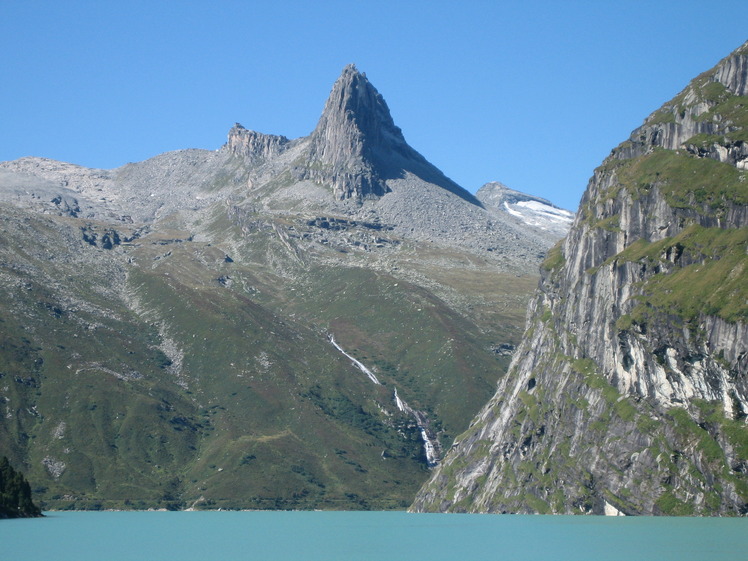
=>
[227,124,290,162]
[412,41,748,516]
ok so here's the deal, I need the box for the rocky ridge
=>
[227,124,291,163]
[1,66,565,272]
[412,41,748,516]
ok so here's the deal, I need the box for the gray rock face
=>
[617,40,748,171]
[714,47,748,95]
[303,64,479,205]
[227,124,290,162]
[412,41,748,516]
[305,64,400,200]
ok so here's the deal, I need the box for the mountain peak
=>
[340,62,363,77]
[316,64,403,144]
[304,65,407,200]
[304,65,480,206]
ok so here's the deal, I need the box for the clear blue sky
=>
[1,1,746,211]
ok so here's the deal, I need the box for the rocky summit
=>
[303,64,479,204]
[412,41,748,516]
[0,65,568,510]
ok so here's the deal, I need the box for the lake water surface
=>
[2,511,746,560]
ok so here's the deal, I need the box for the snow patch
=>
[502,202,523,218]
[516,200,574,219]
[501,200,574,231]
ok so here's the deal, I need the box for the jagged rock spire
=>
[305,64,404,200]
[305,64,481,205]
[225,64,481,205]
[312,64,406,149]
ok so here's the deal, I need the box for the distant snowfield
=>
[503,200,574,230]
[475,181,575,238]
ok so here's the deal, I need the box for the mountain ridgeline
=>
[412,41,748,515]
[0,65,567,510]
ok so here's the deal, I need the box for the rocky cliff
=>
[227,124,291,163]
[412,41,748,516]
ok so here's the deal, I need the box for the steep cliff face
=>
[412,41,748,516]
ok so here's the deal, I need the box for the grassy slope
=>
[0,197,534,510]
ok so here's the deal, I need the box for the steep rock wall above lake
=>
[412,41,748,516]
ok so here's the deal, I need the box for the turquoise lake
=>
[1,511,746,560]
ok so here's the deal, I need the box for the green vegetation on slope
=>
[619,149,748,210]
[596,148,748,212]
[0,198,531,510]
[613,225,747,326]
